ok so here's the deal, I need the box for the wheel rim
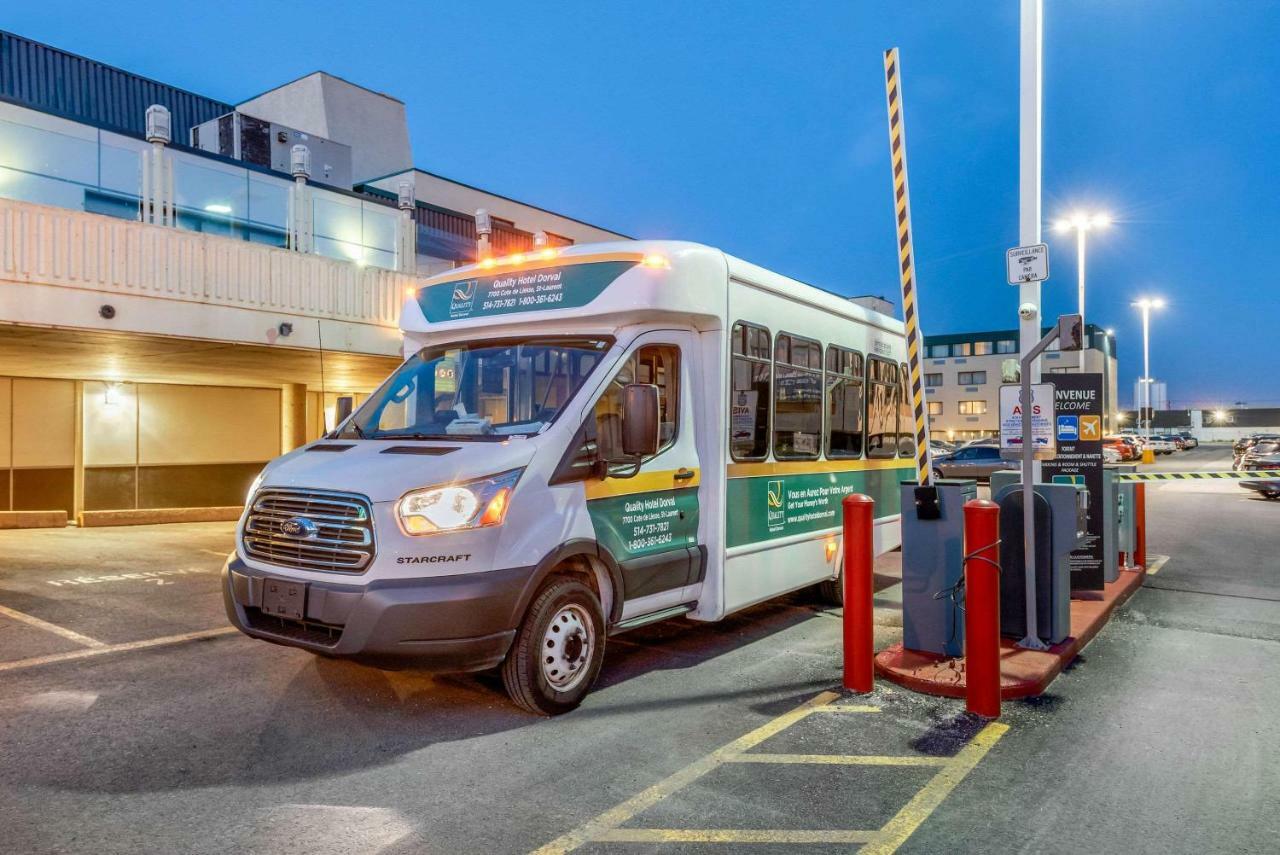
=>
[541,603,596,691]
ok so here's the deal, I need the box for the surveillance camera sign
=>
[1006,243,1049,284]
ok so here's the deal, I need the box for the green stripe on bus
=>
[725,468,909,548]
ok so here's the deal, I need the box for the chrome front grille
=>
[242,488,375,573]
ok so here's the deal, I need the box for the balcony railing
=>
[0,100,404,270]
[0,196,410,333]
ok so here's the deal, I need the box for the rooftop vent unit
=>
[190,112,352,188]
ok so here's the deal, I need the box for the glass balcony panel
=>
[99,131,148,197]
[312,192,363,244]
[315,235,372,266]
[361,202,399,252]
[0,117,97,185]
[171,151,248,222]
[0,165,87,208]
[247,175,289,229]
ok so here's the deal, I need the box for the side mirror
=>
[335,396,354,423]
[621,383,661,458]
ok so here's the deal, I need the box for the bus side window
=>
[865,357,898,459]
[595,344,680,466]
[826,345,864,458]
[898,361,916,457]
[729,322,771,461]
[773,332,822,460]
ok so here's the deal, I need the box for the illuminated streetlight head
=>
[1132,297,1166,310]
[1054,210,1111,232]
[1105,328,1115,336]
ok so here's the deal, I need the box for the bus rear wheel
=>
[502,575,605,716]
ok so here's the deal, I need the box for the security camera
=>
[1018,302,1038,321]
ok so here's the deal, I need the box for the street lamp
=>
[1053,211,1111,369]
[1131,297,1165,439]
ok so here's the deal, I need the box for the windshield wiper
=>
[376,431,503,442]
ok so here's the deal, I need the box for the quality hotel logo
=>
[766,479,786,531]
[449,279,478,316]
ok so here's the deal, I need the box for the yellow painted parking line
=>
[0,603,105,649]
[860,721,1010,855]
[1145,554,1171,575]
[727,752,949,767]
[530,692,1008,854]
[0,626,239,673]
[528,690,842,855]
[812,704,882,714]
[593,827,876,844]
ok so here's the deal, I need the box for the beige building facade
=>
[923,326,1120,442]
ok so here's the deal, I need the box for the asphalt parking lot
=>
[1,444,1277,854]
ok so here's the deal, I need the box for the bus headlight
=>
[397,469,523,536]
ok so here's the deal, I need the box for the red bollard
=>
[963,499,1001,718]
[842,493,875,693]
[1133,483,1147,569]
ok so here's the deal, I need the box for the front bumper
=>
[223,556,531,671]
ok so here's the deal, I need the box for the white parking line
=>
[0,626,239,673]
[0,603,105,648]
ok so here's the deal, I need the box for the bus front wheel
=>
[502,575,606,716]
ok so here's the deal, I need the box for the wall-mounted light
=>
[103,383,123,408]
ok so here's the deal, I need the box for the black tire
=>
[818,570,844,606]
[501,576,606,716]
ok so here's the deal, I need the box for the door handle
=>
[673,468,696,481]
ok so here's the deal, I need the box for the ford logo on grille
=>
[279,517,319,539]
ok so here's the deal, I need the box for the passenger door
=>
[584,333,702,608]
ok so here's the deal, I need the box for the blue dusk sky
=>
[8,1,1277,408]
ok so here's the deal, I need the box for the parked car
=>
[1235,433,1280,456]
[1238,445,1280,498]
[1103,445,1122,463]
[1176,431,1198,449]
[963,437,1000,448]
[1236,439,1280,471]
[932,445,1016,482]
[1146,437,1177,455]
[1103,435,1140,461]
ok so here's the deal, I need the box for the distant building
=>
[1132,380,1168,411]
[0,29,626,523]
[922,325,1119,441]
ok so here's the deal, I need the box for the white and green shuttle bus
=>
[224,241,916,714]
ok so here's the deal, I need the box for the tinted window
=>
[826,345,864,458]
[866,357,899,459]
[730,322,771,460]
[774,333,823,460]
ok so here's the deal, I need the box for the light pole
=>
[1053,211,1111,369]
[1132,298,1165,439]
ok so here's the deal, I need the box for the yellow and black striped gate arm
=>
[883,47,933,486]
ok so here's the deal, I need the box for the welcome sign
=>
[416,260,638,322]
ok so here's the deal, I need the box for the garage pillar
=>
[281,383,308,453]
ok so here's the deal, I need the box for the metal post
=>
[1076,226,1086,371]
[842,494,875,693]
[1017,325,1060,651]
[1142,304,1151,439]
[963,499,1001,718]
[1018,0,1043,396]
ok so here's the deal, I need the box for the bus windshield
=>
[339,336,612,440]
